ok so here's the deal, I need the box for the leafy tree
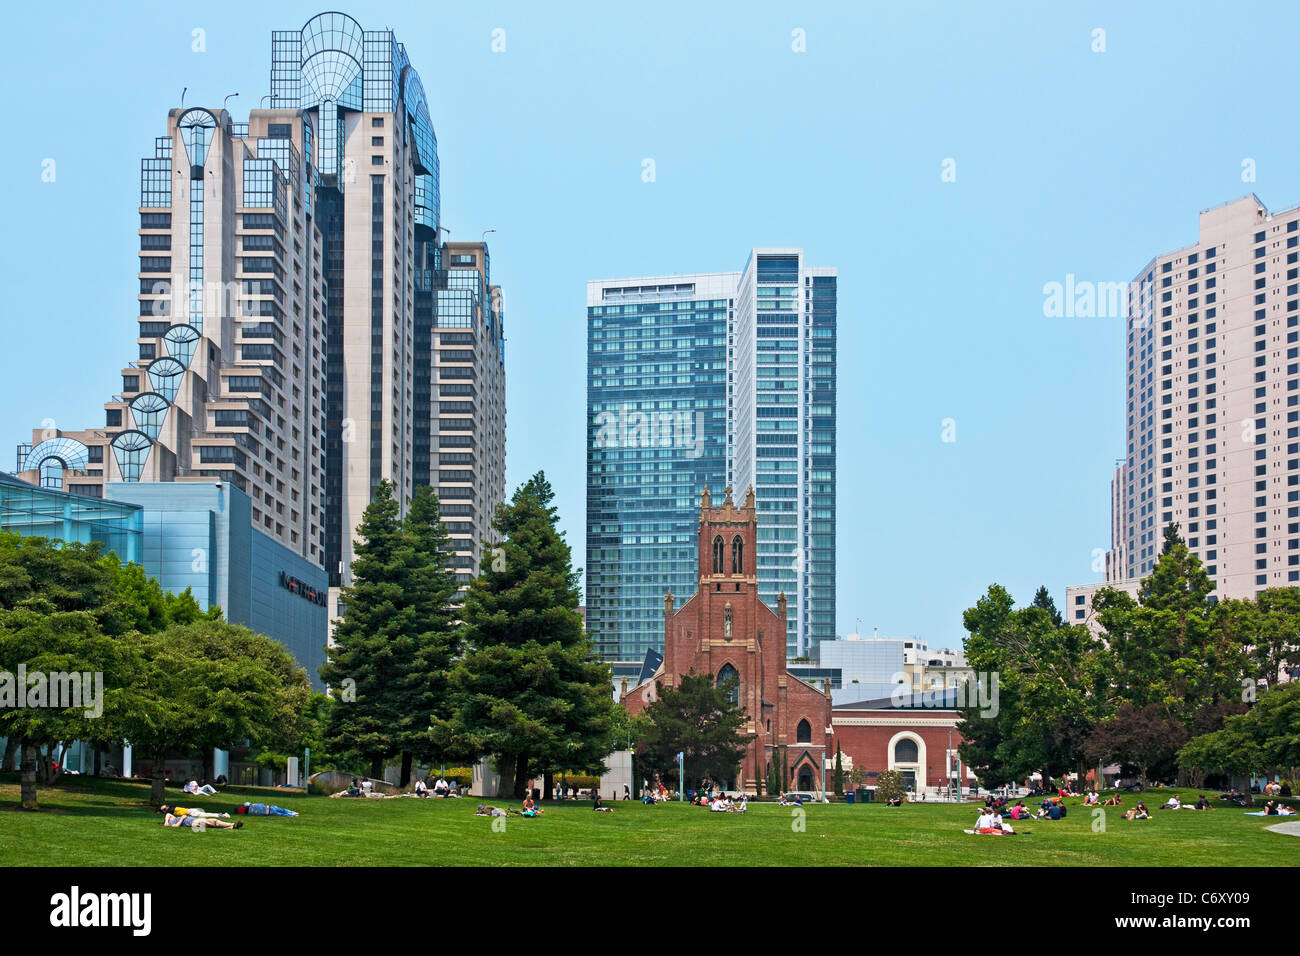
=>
[122,619,312,805]
[439,473,615,797]
[958,584,1112,788]
[1084,703,1189,788]
[1179,681,1300,796]
[875,769,907,804]
[638,671,750,790]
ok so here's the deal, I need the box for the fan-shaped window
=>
[712,535,724,575]
[146,358,186,402]
[731,535,744,575]
[22,437,89,472]
[177,108,218,170]
[129,392,171,440]
[164,323,200,368]
[716,663,739,705]
[796,719,812,744]
[894,738,919,764]
[110,430,152,482]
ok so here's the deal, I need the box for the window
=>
[796,719,811,744]
[712,535,724,575]
[717,663,739,705]
[894,738,919,763]
[731,535,744,575]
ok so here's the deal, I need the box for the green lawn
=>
[0,775,1295,866]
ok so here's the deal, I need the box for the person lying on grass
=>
[183,780,218,796]
[475,805,508,817]
[237,802,299,817]
[161,812,242,830]
[1121,802,1151,820]
[156,804,230,819]
[1160,795,1181,810]
[1102,794,1123,807]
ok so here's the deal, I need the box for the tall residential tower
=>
[586,249,836,666]
[1069,194,1300,626]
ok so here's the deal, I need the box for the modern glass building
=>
[0,472,142,565]
[730,250,838,658]
[586,273,734,662]
[587,250,837,663]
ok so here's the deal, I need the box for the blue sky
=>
[2,1,1297,649]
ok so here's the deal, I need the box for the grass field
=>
[1,775,1295,866]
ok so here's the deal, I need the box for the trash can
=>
[860,788,873,803]
[845,790,856,804]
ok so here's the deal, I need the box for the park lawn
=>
[0,776,1294,867]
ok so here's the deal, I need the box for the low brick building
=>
[621,487,833,794]
[830,689,970,794]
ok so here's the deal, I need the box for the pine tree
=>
[390,485,463,784]
[319,480,410,778]
[834,741,844,795]
[441,472,615,798]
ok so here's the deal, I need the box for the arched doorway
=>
[797,765,813,791]
[889,733,925,794]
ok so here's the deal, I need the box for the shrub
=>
[875,769,907,804]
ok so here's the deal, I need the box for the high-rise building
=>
[13,12,506,647]
[16,104,327,565]
[586,249,836,665]
[586,272,734,663]
[729,249,838,658]
[1069,194,1300,625]
[428,241,507,584]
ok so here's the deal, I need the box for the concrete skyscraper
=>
[586,249,836,668]
[1069,194,1300,625]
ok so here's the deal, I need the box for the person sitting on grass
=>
[886,796,903,807]
[709,795,730,812]
[1160,794,1181,810]
[156,804,230,819]
[183,779,218,796]
[521,795,543,816]
[237,802,299,817]
[1193,794,1214,811]
[161,812,242,830]
[414,777,429,798]
[1122,802,1151,820]
[593,795,613,813]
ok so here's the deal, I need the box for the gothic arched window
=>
[731,535,744,575]
[796,719,812,744]
[717,663,739,705]
[712,535,724,575]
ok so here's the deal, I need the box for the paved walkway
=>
[1265,820,1300,837]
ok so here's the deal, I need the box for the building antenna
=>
[180,87,187,108]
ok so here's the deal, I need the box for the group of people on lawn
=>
[158,780,299,831]
[413,776,461,798]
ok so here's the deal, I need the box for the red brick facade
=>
[622,486,833,794]
[830,706,967,792]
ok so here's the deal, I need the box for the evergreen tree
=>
[639,672,751,790]
[320,480,409,778]
[1094,523,1246,731]
[1031,585,1063,627]
[833,741,844,795]
[396,485,462,783]
[440,472,615,797]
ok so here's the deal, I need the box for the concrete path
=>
[1265,820,1300,837]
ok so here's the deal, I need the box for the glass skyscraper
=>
[587,250,837,664]
[586,273,734,663]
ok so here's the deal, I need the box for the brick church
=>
[621,486,833,795]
